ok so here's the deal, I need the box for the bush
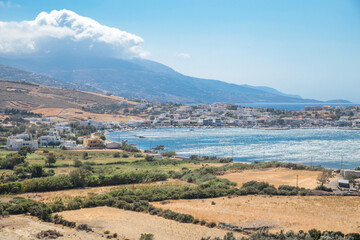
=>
[139,233,154,240]
[0,153,26,169]
[315,185,333,192]
[145,155,155,162]
[162,151,176,158]
[73,159,83,167]
[206,222,216,228]
[200,220,206,225]
[113,152,120,158]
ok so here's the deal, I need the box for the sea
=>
[107,127,360,169]
[237,102,358,111]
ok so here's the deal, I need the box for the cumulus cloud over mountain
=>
[0,9,148,58]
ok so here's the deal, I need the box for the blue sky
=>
[1,0,360,101]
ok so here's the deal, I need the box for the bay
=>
[107,128,360,169]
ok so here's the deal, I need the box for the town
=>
[2,103,360,152]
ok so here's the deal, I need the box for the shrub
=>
[73,159,83,167]
[315,185,333,192]
[200,220,206,225]
[139,233,154,240]
[206,222,216,228]
[145,155,155,162]
[0,153,26,169]
[113,152,120,158]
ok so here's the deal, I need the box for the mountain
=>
[241,84,302,99]
[0,56,324,103]
[0,64,104,94]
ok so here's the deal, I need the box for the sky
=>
[0,0,360,102]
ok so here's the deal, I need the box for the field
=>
[218,168,326,189]
[0,215,103,240]
[153,195,360,233]
[0,80,140,121]
[59,206,243,240]
[31,107,141,122]
[17,179,192,203]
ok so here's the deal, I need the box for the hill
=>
[0,57,321,104]
[0,80,138,121]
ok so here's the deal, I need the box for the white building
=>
[81,120,104,130]
[61,140,77,148]
[40,135,62,147]
[7,135,38,151]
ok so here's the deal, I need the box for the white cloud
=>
[0,1,20,8]
[174,52,191,59]
[0,9,148,58]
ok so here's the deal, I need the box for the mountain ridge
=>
[0,56,350,104]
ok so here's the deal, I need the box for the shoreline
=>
[106,125,360,135]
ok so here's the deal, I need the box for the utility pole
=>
[296,175,299,189]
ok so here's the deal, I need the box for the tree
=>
[45,153,57,167]
[0,153,26,169]
[82,152,88,160]
[317,170,333,187]
[69,168,91,187]
[30,164,44,178]
[18,146,34,156]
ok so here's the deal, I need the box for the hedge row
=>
[0,170,168,194]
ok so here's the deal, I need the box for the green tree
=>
[0,153,26,169]
[18,146,34,156]
[69,168,91,187]
[30,164,44,178]
[45,153,57,167]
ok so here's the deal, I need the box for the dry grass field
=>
[32,107,141,122]
[153,195,360,233]
[60,206,243,240]
[0,215,103,240]
[218,168,328,189]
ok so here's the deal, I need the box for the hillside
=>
[0,80,139,121]
[0,57,321,104]
[0,64,104,94]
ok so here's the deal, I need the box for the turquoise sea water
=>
[107,128,360,169]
